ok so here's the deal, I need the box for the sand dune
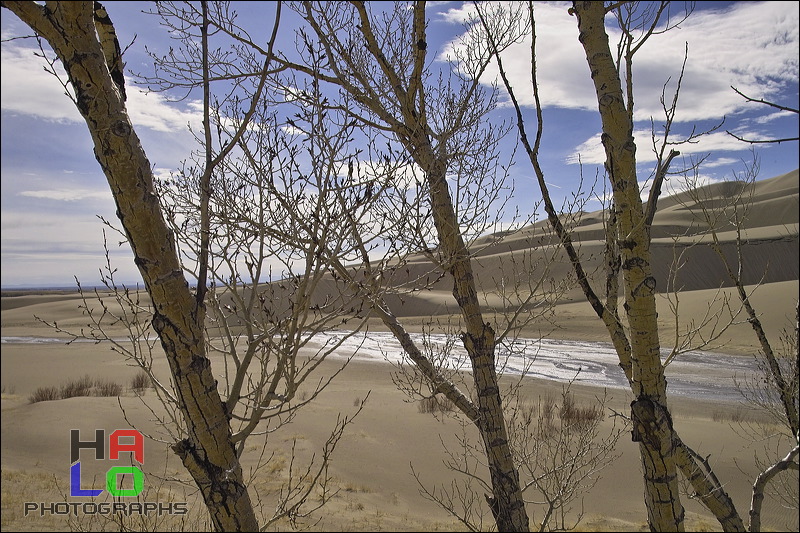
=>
[2,170,798,531]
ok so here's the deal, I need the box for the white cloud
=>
[282,124,306,136]
[441,1,798,123]
[18,188,110,202]
[752,110,796,125]
[153,167,177,181]
[342,159,424,191]
[126,87,202,133]
[629,1,799,121]
[282,85,308,103]
[0,45,81,123]
[1,43,202,133]
[702,157,740,169]
[438,3,477,24]
[566,129,773,167]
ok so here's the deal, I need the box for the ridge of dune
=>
[2,170,798,532]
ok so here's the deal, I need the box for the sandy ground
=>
[2,284,798,532]
[2,170,797,531]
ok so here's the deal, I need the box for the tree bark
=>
[572,2,684,530]
[409,137,529,532]
[1,2,258,530]
[749,445,799,532]
[294,1,531,528]
[485,2,747,530]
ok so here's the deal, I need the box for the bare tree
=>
[0,1,258,528]
[245,3,635,531]
[272,2,531,530]
[721,81,799,532]
[676,158,799,532]
[472,1,779,530]
[163,1,626,530]
[726,86,800,144]
[1,2,364,530]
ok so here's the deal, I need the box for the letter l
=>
[70,462,103,497]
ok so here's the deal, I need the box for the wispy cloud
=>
[1,210,139,286]
[752,110,796,125]
[702,157,740,169]
[440,2,798,122]
[0,45,81,123]
[566,129,774,167]
[18,188,110,202]
[1,43,202,133]
[589,173,725,207]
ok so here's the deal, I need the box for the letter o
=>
[106,466,144,497]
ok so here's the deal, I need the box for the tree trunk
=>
[572,2,684,530]
[2,2,258,530]
[420,149,529,532]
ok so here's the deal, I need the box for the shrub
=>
[130,370,152,395]
[95,379,123,397]
[534,393,558,437]
[29,386,59,404]
[539,393,556,423]
[28,375,125,403]
[59,375,94,399]
[559,392,603,430]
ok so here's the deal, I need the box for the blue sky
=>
[1,1,798,288]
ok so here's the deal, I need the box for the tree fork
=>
[572,2,684,530]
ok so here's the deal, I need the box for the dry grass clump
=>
[94,378,123,397]
[28,374,125,403]
[520,391,605,438]
[712,407,749,424]
[1,469,65,531]
[131,369,153,395]
[559,392,603,430]
[28,386,59,404]
[59,374,94,399]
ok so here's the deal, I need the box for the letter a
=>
[109,429,144,463]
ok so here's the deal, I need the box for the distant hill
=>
[3,170,795,354]
[382,169,799,317]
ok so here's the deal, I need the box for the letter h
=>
[71,429,105,463]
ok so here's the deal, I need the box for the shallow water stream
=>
[2,332,758,403]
